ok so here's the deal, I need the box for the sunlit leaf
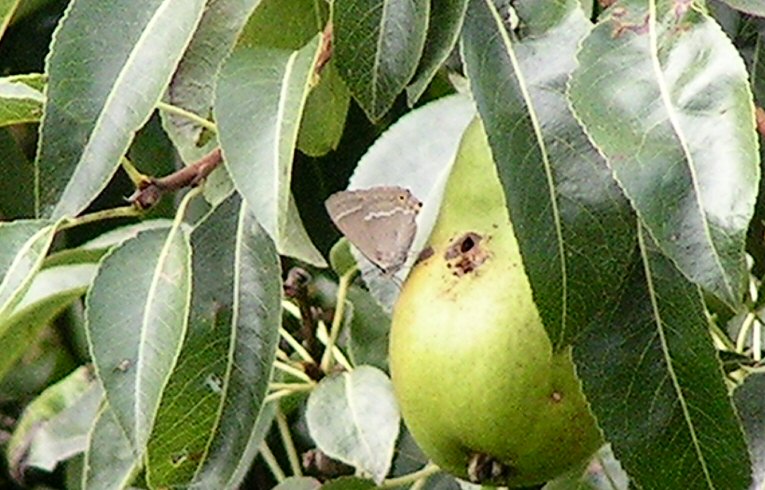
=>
[6,366,97,478]
[82,404,140,490]
[161,0,261,163]
[36,0,206,218]
[0,219,58,327]
[306,366,400,484]
[0,262,97,380]
[215,36,326,266]
[86,225,191,451]
[0,73,44,126]
[568,0,758,308]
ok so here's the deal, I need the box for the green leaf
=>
[333,0,429,120]
[86,225,192,451]
[0,262,97,381]
[0,128,34,219]
[237,0,347,158]
[734,373,765,487]
[347,94,475,310]
[347,286,391,372]
[0,0,20,41]
[214,37,326,266]
[752,28,765,110]
[82,404,141,490]
[461,0,636,348]
[161,0,261,163]
[80,219,175,251]
[274,476,321,490]
[306,366,400,484]
[543,445,629,490]
[405,0,467,105]
[5,366,97,477]
[298,62,351,157]
[35,0,206,218]
[222,400,277,489]
[720,0,765,17]
[573,225,751,489]
[283,191,328,267]
[0,219,58,327]
[238,0,325,50]
[146,194,282,488]
[568,0,758,309]
[0,73,45,126]
[329,237,357,277]
[321,477,377,490]
[21,380,102,473]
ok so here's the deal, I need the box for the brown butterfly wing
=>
[325,187,421,274]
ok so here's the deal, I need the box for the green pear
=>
[389,118,603,487]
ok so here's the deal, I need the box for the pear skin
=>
[389,118,603,487]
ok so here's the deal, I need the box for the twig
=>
[128,147,223,209]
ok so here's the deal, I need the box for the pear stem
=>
[58,205,143,231]
[735,312,756,353]
[279,325,316,364]
[276,407,303,477]
[156,100,218,133]
[320,266,357,372]
[380,463,440,488]
[273,360,313,383]
[259,441,286,483]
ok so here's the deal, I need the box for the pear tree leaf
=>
[82,404,140,490]
[573,224,751,489]
[0,219,58,327]
[5,366,97,478]
[236,0,346,158]
[461,0,636,348]
[719,0,765,17]
[405,0,468,105]
[0,0,21,40]
[333,0,429,120]
[35,0,207,218]
[146,194,282,488]
[80,219,176,251]
[298,62,351,157]
[346,94,475,310]
[733,373,765,489]
[568,0,758,309]
[86,225,192,452]
[0,262,98,381]
[238,0,325,49]
[329,238,357,277]
[272,476,321,490]
[306,366,400,484]
[0,73,45,126]
[752,30,765,116]
[24,381,103,472]
[0,129,34,219]
[161,0,261,163]
[217,401,277,489]
[321,477,377,490]
[214,36,326,267]
[347,286,391,372]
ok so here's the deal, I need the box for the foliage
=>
[0,0,763,489]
